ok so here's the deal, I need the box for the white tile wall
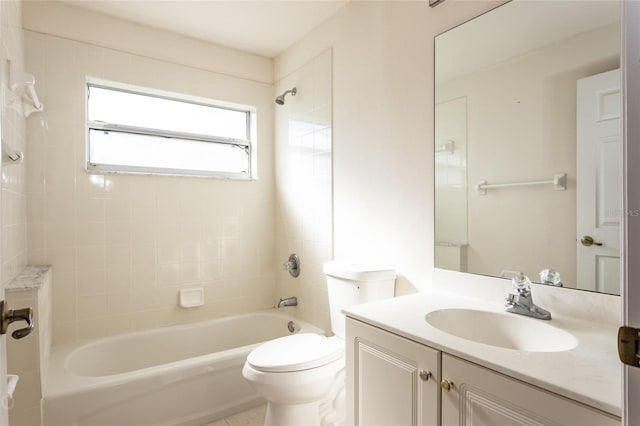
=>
[1,0,28,287]
[275,50,333,331]
[25,31,276,344]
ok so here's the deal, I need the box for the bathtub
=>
[43,310,323,426]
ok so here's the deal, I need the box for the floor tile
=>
[225,405,266,426]
[201,405,265,426]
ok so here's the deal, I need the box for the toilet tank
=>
[323,261,396,339]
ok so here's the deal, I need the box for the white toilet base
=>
[264,401,322,426]
[242,348,346,426]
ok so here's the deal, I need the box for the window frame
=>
[85,78,255,179]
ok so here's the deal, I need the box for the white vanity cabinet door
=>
[441,354,620,426]
[346,318,439,426]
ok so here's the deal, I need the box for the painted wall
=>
[274,50,333,331]
[1,0,27,288]
[24,12,276,344]
[275,1,505,294]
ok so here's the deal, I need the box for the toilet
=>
[242,261,396,426]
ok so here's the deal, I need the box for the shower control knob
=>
[283,254,301,277]
[419,370,431,381]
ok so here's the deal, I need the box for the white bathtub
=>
[43,310,323,426]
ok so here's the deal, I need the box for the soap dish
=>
[178,288,204,308]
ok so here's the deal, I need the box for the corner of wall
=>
[1,0,28,287]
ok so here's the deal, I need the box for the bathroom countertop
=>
[343,290,621,417]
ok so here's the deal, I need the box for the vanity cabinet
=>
[441,354,619,426]
[346,319,439,426]
[346,318,620,426]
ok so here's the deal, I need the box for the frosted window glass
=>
[88,86,248,140]
[86,81,253,178]
[89,130,249,175]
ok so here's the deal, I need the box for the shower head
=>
[275,87,297,105]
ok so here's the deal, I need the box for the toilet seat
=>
[247,333,344,373]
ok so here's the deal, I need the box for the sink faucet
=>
[277,297,298,308]
[504,274,551,320]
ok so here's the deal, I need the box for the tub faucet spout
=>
[277,297,298,308]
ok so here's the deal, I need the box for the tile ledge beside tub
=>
[5,265,53,426]
[6,265,52,291]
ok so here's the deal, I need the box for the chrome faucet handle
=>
[504,274,551,320]
[512,273,531,293]
[539,269,563,287]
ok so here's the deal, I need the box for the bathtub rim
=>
[45,309,324,400]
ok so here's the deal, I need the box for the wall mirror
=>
[434,0,621,295]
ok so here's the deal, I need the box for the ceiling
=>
[436,0,620,83]
[61,0,349,58]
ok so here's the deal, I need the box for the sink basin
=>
[425,308,578,352]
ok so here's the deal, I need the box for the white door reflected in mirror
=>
[576,69,621,295]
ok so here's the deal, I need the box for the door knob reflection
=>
[581,236,603,247]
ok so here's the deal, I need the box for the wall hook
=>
[8,60,43,117]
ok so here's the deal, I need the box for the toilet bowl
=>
[242,333,345,426]
[242,261,396,426]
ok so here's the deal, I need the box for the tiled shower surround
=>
[275,50,333,331]
[23,19,333,344]
[24,31,278,344]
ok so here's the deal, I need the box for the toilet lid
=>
[247,333,344,373]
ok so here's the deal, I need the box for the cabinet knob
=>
[419,370,431,381]
[440,379,453,392]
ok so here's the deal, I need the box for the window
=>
[86,80,254,178]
